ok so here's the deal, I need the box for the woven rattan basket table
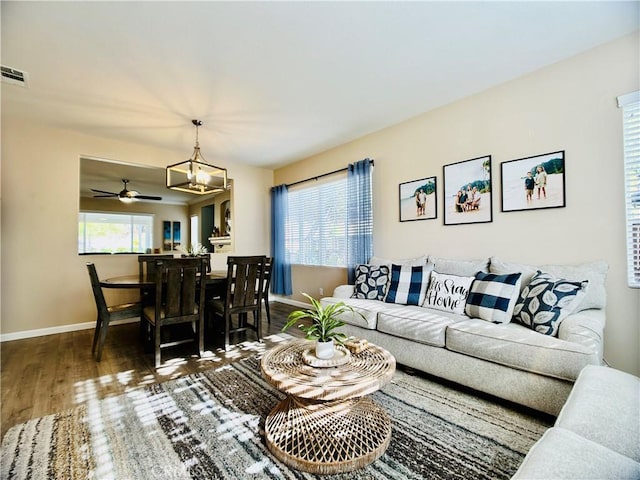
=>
[260,339,396,474]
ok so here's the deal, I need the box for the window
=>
[79,212,153,254]
[285,177,347,266]
[619,90,640,288]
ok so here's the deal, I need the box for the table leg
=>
[265,395,392,474]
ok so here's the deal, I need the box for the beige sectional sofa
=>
[513,365,640,479]
[321,255,608,416]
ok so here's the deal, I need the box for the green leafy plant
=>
[282,293,355,343]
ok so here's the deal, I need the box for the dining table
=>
[101,270,228,309]
[100,270,228,289]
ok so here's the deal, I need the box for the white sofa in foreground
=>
[321,255,608,416]
[513,365,640,479]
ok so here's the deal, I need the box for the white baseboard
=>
[0,317,139,343]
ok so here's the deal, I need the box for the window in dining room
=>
[79,211,153,254]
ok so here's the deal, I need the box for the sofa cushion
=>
[320,297,389,330]
[512,427,640,480]
[489,256,607,312]
[384,264,433,306]
[465,271,522,324]
[446,318,599,381]
[377,306,465,347]
[513,271,587,336]
[423,271,474,315]
[352,264,390,300]
[555,365,640,462]
[369,254,428,268]
[427,256,489,276]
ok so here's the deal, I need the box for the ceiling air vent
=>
[1,65,28,87]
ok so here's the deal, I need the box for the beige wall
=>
[274,33,640,376]
[1,119,273,336]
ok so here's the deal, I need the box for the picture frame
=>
[443,155,492,226]
[162,220,181,251]
[163,221,172,251]
[501,150,566,212]
[172,221,181,249]
[399,176,437,222]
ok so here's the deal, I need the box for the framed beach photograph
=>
[443,155,492,226]
[501,151,566,212]
[172,221,181,249]
[163,221,172,251]
[162,220,182,251]
[399,176,437,222]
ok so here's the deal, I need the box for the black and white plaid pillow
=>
[465,271,522,323]
[352,264,390,300]
[384,264,433,306]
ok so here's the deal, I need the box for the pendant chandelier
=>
[166,120,228,195]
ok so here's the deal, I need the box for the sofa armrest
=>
[332,285,355,298]
[557,309,605,364]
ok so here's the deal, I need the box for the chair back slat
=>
[179,264,198,315]
[225,256,265,311]
[138,254,173,281]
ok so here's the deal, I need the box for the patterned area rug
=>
[1,353,551,479]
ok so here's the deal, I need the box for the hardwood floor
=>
[0,302,302,438]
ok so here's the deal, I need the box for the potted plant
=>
[282,293,354,359]
[179,243,208,256]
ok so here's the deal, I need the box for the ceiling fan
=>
[91,179,162,203]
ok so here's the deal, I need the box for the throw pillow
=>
[423,271,474,315]
[465,271,522,324]
[384,264,433,306]
[351,264,391,300]
[513,270,588,336]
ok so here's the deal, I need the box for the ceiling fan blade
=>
[93,194,117,198]
[135,195,163,201]
[92,181,161,201]
[91,188,118,195]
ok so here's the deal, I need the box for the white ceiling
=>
[2,1,639,174]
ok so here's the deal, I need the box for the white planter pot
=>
[315,339,335,359]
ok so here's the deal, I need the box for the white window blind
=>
[619,90,640,288]
[285,176,347,267]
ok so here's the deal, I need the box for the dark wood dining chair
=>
[263,257,273,324]
[137,254,173,309]
[181,254,211,273]
[142,257,207,367]
[208,255,266,351]
[138,254,174,282]
[86,263,142,362]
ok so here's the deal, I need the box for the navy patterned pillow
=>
[513,270,588,336]
[351,264,390,300]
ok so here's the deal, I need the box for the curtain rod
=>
[283,158,374,189]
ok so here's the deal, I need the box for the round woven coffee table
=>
[260,339,396,474]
